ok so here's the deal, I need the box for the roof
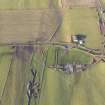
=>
[71,34,86,44]
[75,34,86,40]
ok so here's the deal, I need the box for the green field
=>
[0,1,101,49]
[0,0,104,105]
[57,8,101,49]
[60,49,92,64]
[102,0,105,4]
[0,0,59,9]
[0,50,12,98]
[46,46,92,66]
[38,46,93,105]
[38,45,105,105]
[0,45,105,105]
[0,0,48,9]
[0,47,33,105]
[39,61,105,105]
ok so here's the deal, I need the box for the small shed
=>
[71,34,86,45]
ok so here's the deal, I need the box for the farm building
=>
[71,34,86,45]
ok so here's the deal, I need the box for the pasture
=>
[0,45,104,105]
[39,62,105,105]
[0,47,33,105]
[0,0,60,9]
[60,0,96,8]
[58,8,101,49]
[38,46,92,105]
[46,46,92,65]
[0,47,12,99]
[0,9,60,43]
[0,0,104,105]
[102,0,105,4]
[0,0,48,9]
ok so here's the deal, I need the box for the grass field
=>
[0,0,103,105]
[0,47,12,98]
[0,47,33,105]
[38,44,105,105]
[0,1,101,48]
[57,8,101,49]
[59,48,92,64]
[60,0,96,7]
[38,46,92,105]
[102,0,105,4]
[46,46,56,66]
[46,46,92,66]
[22,46,49,105]
[0,0,59,9]
[0,0,48,9]
[39,61,105,105]
[0,46,103,105]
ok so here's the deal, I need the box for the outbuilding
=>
[71,34,86,45]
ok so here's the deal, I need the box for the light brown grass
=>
[0,9,59,43]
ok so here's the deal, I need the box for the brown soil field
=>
[60,0,96,8]
[0,9,61,43]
